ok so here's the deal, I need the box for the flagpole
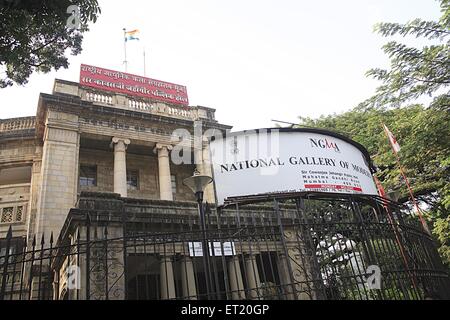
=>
[143,47,146,76]
[382,124,431,234]
[394,149,431,234]
[123,28,128,72]
[373,175,419,291]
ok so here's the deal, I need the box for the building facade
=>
[0,79,322,300]
[1,79,229,240]
[1,79,448,300]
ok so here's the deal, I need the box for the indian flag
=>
[125,29,140,41]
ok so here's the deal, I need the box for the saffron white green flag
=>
[125,29,140,41]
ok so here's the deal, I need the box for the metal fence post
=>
[0,226,13,300]
[274,199,298,300]
[122,210,128,300]
[85,213,91,300]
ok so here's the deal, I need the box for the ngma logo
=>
[310,138,341,153]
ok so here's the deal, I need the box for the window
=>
[171,175,177,195]
[79,165,97,187]
[0,207,14,223]
[0,205,26,224]
[0,246,15,264]
[127,170,139,190]
[15,206,23,222]
[0,237,24,264]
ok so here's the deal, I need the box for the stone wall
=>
[0,137,39,238]
[35,110,80,239]
[0,139,37,164]
[78,148,196,202]
[170,160,197,202]
[0,184,30,237]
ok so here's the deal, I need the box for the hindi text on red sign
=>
[79,64,189,106]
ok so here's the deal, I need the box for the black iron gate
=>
[1,194,449,300]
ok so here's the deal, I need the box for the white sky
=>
[0,0,442,130]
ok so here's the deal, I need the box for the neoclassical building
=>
[0,78,228,241]
[1,78,447,301]
[0,78,322,300]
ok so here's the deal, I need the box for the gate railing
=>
[1,195,449,300]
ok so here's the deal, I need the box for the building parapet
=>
[0,117,36,133]
[53,79,216,122]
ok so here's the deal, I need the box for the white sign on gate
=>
[188,241,236,257]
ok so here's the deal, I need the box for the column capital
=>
[111,137,130,150]
[154,143,173,154]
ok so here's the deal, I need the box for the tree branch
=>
[408,25,450,35]
[410,77,450,84]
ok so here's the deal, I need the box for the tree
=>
[298,105,450,267]
[296,0,450,266]
[362,0,449,110]
[0,0,101,88]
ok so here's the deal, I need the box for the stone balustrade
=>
[84,91,113,105]
[127,97,193,119]
[0,117,36,133]
[75,85,211,121]
[52,79,217,122]
[128,98,153,111]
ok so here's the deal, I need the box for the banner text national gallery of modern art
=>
[209,128,379,206]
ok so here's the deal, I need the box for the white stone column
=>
[160,256,176,299]
[154,143,173,201]
[52,270,59,300]
[245,255,261,299]
[227,256,246,300]
[277,254,295,300]
[194,147,204,171]
[180,257,197,299]
[202,142,216,203]
[193,142,215,204]
[27,157,42,241]
[111,137,130,197]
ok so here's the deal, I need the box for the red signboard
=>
[79,64,189,106]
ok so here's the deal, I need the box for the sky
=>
[0,0,442,131]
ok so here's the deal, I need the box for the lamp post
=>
[183,169,214,299]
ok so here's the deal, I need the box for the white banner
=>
[188,241,236,257]
[210,130,378,205]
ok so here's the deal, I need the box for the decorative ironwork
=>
[0,193,449,300]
